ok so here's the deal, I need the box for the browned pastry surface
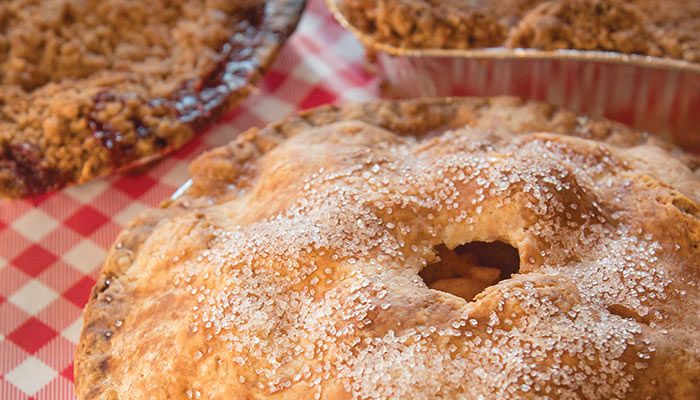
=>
[0,0,305,198]
[337,0,700,62]
[76,97,700,399]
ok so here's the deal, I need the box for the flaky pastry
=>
[76,97,700,399]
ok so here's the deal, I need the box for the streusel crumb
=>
[0,0,305,198]
[339,0,700,62]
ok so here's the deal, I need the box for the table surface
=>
[0,1,378,398]
[1,0,697,398]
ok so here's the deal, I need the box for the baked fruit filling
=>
[420,242,520,301]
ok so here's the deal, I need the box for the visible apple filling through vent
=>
[420,241,520,302]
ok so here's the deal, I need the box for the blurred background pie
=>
[337,0,700,61]
[0,0,305,198]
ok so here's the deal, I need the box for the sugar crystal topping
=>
[170,125,676,399]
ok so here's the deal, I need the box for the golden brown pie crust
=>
[337,0,700,62]
[76,97,700,399]
[0,0,305,198]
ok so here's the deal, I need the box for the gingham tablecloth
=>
[0,1,378,398]
[1,0,697,398]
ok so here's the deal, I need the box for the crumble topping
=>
[0,0,303,197]
[338,0,700,62]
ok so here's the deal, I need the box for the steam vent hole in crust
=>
[419,241,520,302]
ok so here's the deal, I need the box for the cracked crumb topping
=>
[0,0,304,198]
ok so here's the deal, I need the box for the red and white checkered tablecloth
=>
[0,1,378,398]
[1,0,697,398]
